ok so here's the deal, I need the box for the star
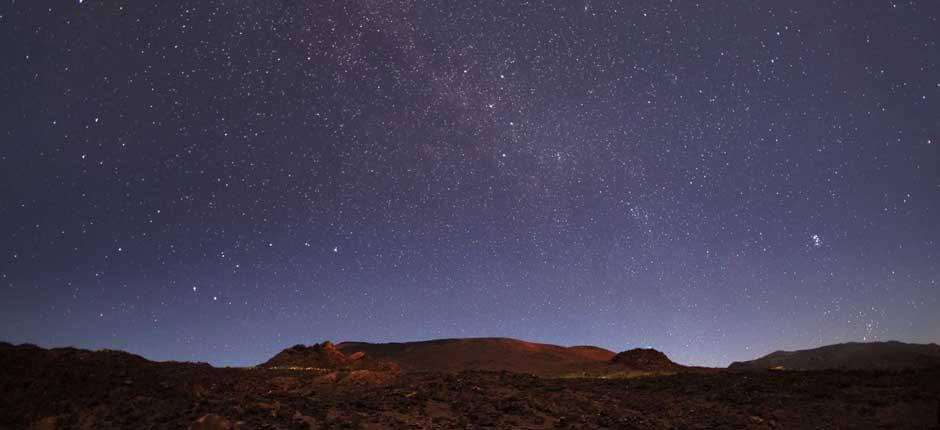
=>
[3,0,937,369]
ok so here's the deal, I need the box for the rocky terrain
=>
[729,341,940,370]
[261,341,353,369]
[2,340,939,429]
[260,341,398,374]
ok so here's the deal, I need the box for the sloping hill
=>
[0,341,158,369]
[729,341,940,370]
[609,348,683,371]
[335,337,616,375]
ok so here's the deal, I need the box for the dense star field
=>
[1,1,938,367]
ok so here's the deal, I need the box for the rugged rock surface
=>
[260,341,353,369]
[260,341,398,373]
[729,341,940,370]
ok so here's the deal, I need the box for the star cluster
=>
[1,0,938,366]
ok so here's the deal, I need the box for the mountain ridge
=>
[729,340,940,370]
[3,340,938,428]
[333,337,619,376]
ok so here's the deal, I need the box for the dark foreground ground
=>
[2,344,939,429]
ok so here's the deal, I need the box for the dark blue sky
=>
[2,0,938,367]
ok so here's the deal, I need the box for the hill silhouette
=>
[729,341,940,370]
[609,348,683,371]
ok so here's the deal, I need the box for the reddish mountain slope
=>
[336,337,616,375]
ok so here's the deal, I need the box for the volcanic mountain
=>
[332,337,616,376]
[729,341,940,370]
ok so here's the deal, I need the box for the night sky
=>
[2,1,938,368]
